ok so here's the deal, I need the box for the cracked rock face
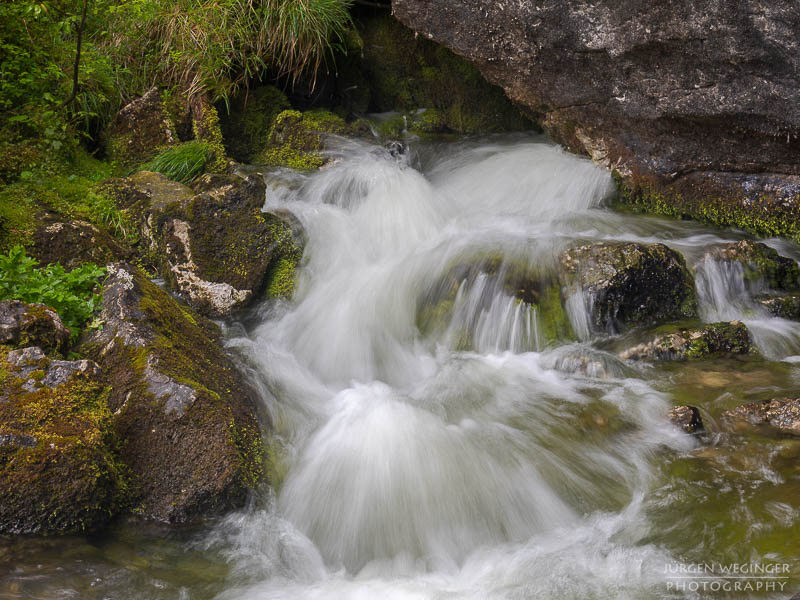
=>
[392,1,800,212]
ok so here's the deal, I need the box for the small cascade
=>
[695,255,800,359]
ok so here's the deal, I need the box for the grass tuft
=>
[144,141,211,184]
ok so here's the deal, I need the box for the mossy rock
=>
[342,13,535,134]
[416,253,573,348]
[703,240,800,292]
[80,264,266,524]
[618,321,755,361]
[758,294,800,320]
[257,109,350,170]
[0,300,71,356]
[612,170,800,244]
[0,346,125,534]
[559,242,698,334]
[105,88,177,174]
[218,85,291,163]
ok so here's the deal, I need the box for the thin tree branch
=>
[61,0,89,107]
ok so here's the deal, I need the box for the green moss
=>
[0,349,128,534]
[265,256,299,299]
[613,171,800,244]
[348,13,535,134]
[191,101,228,173]
[258,109,349,170]
[218,85,291,163]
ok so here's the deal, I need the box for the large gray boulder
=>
[392,3,800,240]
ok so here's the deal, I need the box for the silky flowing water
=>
[2,133,800,599]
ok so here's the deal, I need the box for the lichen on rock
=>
[80,263,266,524]
[0,345,125,535]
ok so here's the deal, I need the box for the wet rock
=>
[721,398,800,436]
[392,2,800,240]
[558,242,697,334]
[159,174,303,316]
[667,405,704,434]
[106,87,177,172]
[338,13,533,134]
[0,345,123,534]
[619,321,754,361]
[81,263,265,524]
[704,241,800,292]
[0,300,70,354]
[758,294,800,320]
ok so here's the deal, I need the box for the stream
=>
[2,133,799,599]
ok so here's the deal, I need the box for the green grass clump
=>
[0,246,105,340]
[144,141,211,184]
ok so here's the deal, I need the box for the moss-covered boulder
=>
[218,85,291,163]
[618,321,754,361]
[258,109,350,170]
[103,171,302,315]
[721,398,800,437]
[703,240,800,292]
[106,87,177,173]
[558,242,698,334]
[81,263,265,524]
[758,294,800,320]
[0,300,71,355]
[163,174,302,315]
[667,405,704,434]
[0,346,125,534]
[341,12,534,134]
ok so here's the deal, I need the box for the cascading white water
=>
[204,135,800,600]
[695,256,800,360]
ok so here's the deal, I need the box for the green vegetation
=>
[0,246,104,339]
[144,141,210,184]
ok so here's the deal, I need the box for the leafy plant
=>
[143,141,211,183]
[0,246,105,340]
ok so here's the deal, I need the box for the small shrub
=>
[143,141,210,183]
[0,246,105,340]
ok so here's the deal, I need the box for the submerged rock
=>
[81,263,265,524]
[558,242,697,334]
[721,398,800,437]
[619,321,754,362]
[105,87,177,172]
[392,2,800,240]
[0,300,70,355]
[0,345,123,534]
[667,406,704,434]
